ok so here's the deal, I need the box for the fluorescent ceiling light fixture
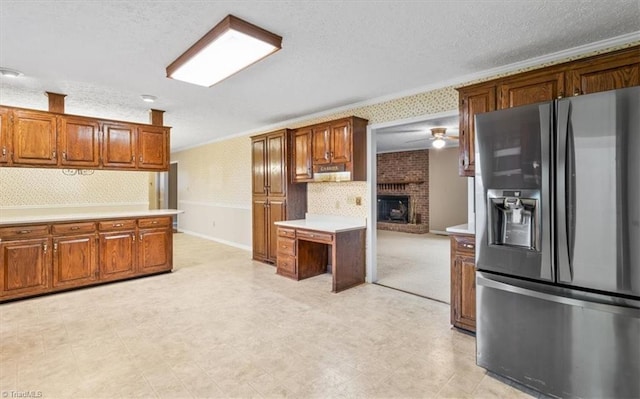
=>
[0,68,23,78]
[432,138,446,149]
[141,94,157,103]
[166,15,282,87]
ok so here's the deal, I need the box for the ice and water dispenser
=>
[486,189,540,251]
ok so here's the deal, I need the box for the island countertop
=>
[0,209,184,226]
[274,213,366,233]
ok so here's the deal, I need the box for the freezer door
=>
[556,86,640,297]
[476,272,640,399]
[475,102,552,281]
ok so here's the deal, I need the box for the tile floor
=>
[0,233,538,399]
[376,231,450,303]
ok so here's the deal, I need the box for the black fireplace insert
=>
[377,195,409,223]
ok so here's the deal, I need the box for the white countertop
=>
[0,209,184,226]
[445,223,475,235]
[274,213,366,233]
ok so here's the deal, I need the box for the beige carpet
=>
[376,230,451,303]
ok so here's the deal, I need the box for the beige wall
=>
[0,168,148,217]
[428,147,467,232]
[171,135,252,249]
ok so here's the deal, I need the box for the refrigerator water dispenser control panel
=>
[487,189,540,251]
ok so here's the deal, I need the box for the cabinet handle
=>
[43,243,48,253]
[52,151,57,159]
[573,88,582,96]
[139,155,143,162]
[557,91,564,99]
[325,151,329,159]
[131,156,134,162]
[132,234,136,242]
[113,223,123,227]
[54,243,58,252]
[1,147,5,156]
[70,226,80,230]
[62,152,67,160]
[139,233,143,241]
[463,244,474,249]
[18,230,31,234]
[151,221,158,224]
[330,151,333,158]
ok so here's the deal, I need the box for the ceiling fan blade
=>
[405,137,429,143]
[446,135,459,140]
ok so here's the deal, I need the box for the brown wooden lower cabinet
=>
[0,215,173,302]
[450,233,476,332]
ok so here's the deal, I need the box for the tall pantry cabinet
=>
[251,129,306,264]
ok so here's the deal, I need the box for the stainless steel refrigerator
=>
[474,86,640,399]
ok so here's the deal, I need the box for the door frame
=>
[365,109,459,284]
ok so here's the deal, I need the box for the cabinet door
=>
[12,110,58,165]
[267,199,286,263]
[266,132,286,196]
[0,237,50,298]
[458,84,496,177]
[52,234,97,288]
[138,126,168,170]
[330,120,352,164]
[312,125,331,165]
[102,122,136,168]
[59,116,100,167]
[252,197,269,261]
[292,128,313,182]
[99,231,136,280]
[568,48,640,95]
[499,71,564,109]
[138,228,172,273]
[0,107,10,164]
[251,136,267,196]
[450,235,476,332]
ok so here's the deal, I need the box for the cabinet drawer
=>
[296,229,333,244]
[452,234,475,254]
[98,219,136,231]
[0,224,49,239]
[277,254,296,275]
[277,237,296,256]
[138,217,171,228]
[52,222,96,235]
[278,227,296,238]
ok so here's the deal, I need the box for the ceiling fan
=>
[405,127,459,149]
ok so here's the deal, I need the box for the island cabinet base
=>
[0,215,173,302]
[276,225,366,293]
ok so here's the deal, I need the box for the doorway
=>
[366,111,467,302]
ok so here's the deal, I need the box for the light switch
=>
[355,197,362,206]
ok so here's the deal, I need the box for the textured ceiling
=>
[1,1,639,152]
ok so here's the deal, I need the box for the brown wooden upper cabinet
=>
[456,45,640,177]
[292,127,313,182]
[59,115,101,168]
[12,109,58,166]
[0,107,9,164]
[293,116,367,182]
[0,104,170,171]
[252,130,288,196]
[102,122,137,169]
[138,125,169,170]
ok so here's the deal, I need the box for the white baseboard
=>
[179,229,252,252]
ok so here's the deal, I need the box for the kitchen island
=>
[274,214,366,293]
[0,209,182,302]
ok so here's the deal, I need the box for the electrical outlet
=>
[355,196,362,206]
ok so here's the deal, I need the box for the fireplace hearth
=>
[377,195,409,224]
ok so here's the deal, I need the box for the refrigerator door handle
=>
[556,100,573,282]
[477,274,640,317]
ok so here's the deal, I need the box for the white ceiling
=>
[1,1,639,152]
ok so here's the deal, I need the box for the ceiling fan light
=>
[432,138,446,149]
[166,15,282,87]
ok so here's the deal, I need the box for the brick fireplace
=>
[377,149,429,233]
